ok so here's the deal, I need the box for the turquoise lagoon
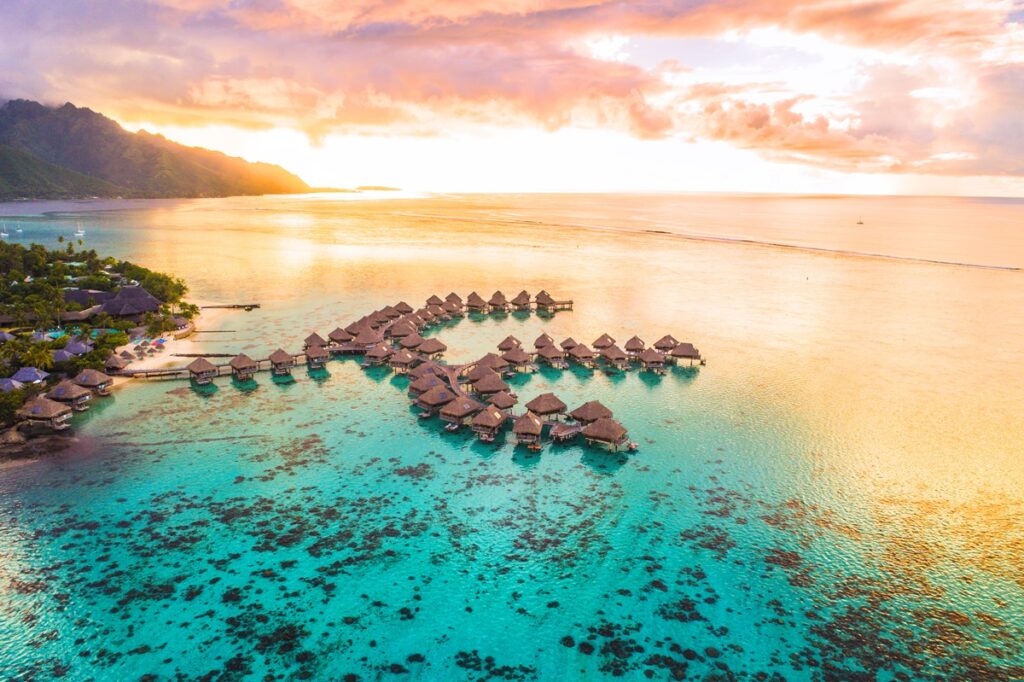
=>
[0,193,1022,680]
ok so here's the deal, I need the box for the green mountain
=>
[0,99,310,200]
[0,143,128,200]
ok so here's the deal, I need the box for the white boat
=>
[74,224,86,237]
[0,224,8,239]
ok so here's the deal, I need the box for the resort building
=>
[475,353,510,374]
[466,291,488,312]
[624,335,646,357]
[560,337,578,351]
[409,361,445,381]
[488,391,517,413]
[400,333,425,350]
[354,327,385,350]
[525,392,567,421]
[426,304,447,320]
[304,332,327,350]
[388,321,417,338]
[600,344,630,371]
[445,292,463,308]
[187,357,218,385]
[105,353,128,374]
[654,334,680,352]
[98,285,162,319]
[510,291,532,311]
[440,397,485,428]
[497,335,522,351]
[593,333,616,350]
[17,396,72,431]
[488,291,509,312]
[570,400,613,425]
[426,295,445,307]
[229,353,258,381]
[74,369,113,396]
[389,349,419,374]
[534,290,556,310]
[534,332,554,349]
[471,405,507,442]
[362,343,392,366]
[381,305,402,320]
[441,301,463,317]
[395,301,415,315]
[0,378,24,393]
[568,343,597,368]
[581,417,630,451]
[11,367,49,384]
[269,349,296,377]
[47,380,93,411]
[472,371,510,396]
[536,344,568,369]
[670,342,702,364]
[512,411,544,446]
[409,375,446,396]
[417,338,447,359]
[329,327,353,344]
[501,346,533,372]
[415,386,456,414]
[306,344,330,369]
[638,347,667,373]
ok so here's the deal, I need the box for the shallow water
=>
[0,193,1022,680]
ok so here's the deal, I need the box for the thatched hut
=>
[440,397,485,426]
[510,290,532,310]
[427,304,447,320]
[409,375,445,396]
[570,400,612,424]
[501,346,532,372]
[389,349,419,374]
[269,349,295,376]
[187,357,219,385]
[354,328,385,349]
[488,290,509,312]
[400,333,425,350]
[471,405,507,441]
[670,342,701,364]
[654,334,680,352]
[229,353,258,381]
[17,396,72,431]
[304,332,327,350]
[388,321,417,338]
[415,386,457,413]
[466,291,488,312]
[328,327,353,344]
[534,290,556,310]
[600,344,629,370]
[445,292,463,307]
[624,335,646,356]
[488,391,517,412]
[74,369,113,396]
[409,361,445,381]
[525,392,567,419]
[417,338,447,358]
[512,411,544,446]
[534,332,554,349]
[560,337,578,351]
[395,301,414,315]
[442,301,463,317]
[593,333,616,349]
[475,352,510,373]
[370,310,391,327]
[568,343,596,368]
[472,371,510,396]
[381,305,402,320]
[104,353,128,374]
[47,380,92,411]
[581,417,630,451]
[363,343,392,366]
[536,344,568,368]
[415,308,435,324]
[306,344,330,369]
[497,335,522,351]
[638,347,666,372]
[426,295,445,307]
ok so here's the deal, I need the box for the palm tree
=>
[19,343,54,370]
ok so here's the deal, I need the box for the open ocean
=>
[1,193,1022,680]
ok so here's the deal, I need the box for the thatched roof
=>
[390,349,418,365]
[395,301,414,315]
[389,322,416,338]
[354,328,385,346]
[381,305,401,319]
[441,301,462,314]
[472,405,507,429]
[306,345,329,360]
[369,310,390,326]
[445,292,463,304]
[534,333,554,348]
[593,333,616,349]
[497,335,521,351]
[269,349,294,365]
[654,334,680,351]
[410,375,445,393]
[417,386,456,407]
[489,290,508,306]
[426,304,446,317]
[427,295,444,306]
[624,335,645,352]
[570,400,612,423]
[560,337,578,350]
[537,344,564,360]
[416,307,435,321]
[305,332,326,347]
[473,372,509,394]
[441,397,484,419]
[535,291,555,305]
[501,347,531,364]
[582,417,628,444]
[417,338,447,354]
[568,343,595,360]
[329,327,353,343]
[512,411,544,436]
[365,343,392,360]
[465,364,497,383]
[409,361,444,380]
[475,353,509,371]
[511,290,531,306]
[229,353,257,371]
[74,369,112,388]
[488,391,517,409]
[105,354,128,370]
[400,333,425,349]
[525,392,566,415]
[466,291,487,307]
[670,342,700,359]
[187,357,218,374]
[18,396,71,420]
[601,344,628,362]
[345,319,369,335]
[639,348,666,364]
[48,380,91,401]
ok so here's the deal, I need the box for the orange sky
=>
[3,1,1024,194]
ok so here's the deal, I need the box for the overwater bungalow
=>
[381,305,402,320]
[105,353,128,374]
[354,327,385,350]
[638,347,667,373]
[581,417,631,451]
[475,352,510,374]
[306,344,330,369]
[568,343,597,368]
[427,304,447,320]
[471,405,507,442]
[472,371,510,396]
[488,291,509,312]
[488,390,517,412]
[395,301,415,315]
[624,335,646,357]
[525,392,567,420]
[389,349,419,374]
[417,338,447,358]
[403,313,426,329]
[497,335,522,351]
[441,301,463,317]
[670,342,702,364]
[363,343,392,366]
[328,327,353,344]
[388,321,417,338]
[600,344,630,371]
[536,344,568,369]
[570,400,613,424]
[415,386,456,414]
[654,334,680,352]
[345,319,368,335]
[47,380,92,411]
[501,346,533,372]
[512,411,544,447]
[440,397,485,429]
[466,291,488,312]
[593,333,616,350]
[427,295,445,307]
[370,310,391,327]
[187,357,219,385]
[409,360,445,381]
[464,363,496,384]
[17,396,72,431]
[229,353,258,381]
[445,292,463,308]
[415,307,436,324]
[510,290,532,310]
[560,337,578,351]
[534,290,556,310]
[269,349,296,377]
[400,333,425,350]
[304,332,327,350]
[409,374,445,396]
[550,422,582,443]
[534,332,554,349]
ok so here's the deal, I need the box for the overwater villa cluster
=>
[169,290,702,453]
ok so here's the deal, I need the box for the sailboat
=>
[74,223,86,237]
[0,223,8,239]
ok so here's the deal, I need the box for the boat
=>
[74,224,86,237]
[0,225,8,239]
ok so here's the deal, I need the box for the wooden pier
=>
[201,303,261,311]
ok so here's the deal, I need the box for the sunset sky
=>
[3,1,1024,194]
